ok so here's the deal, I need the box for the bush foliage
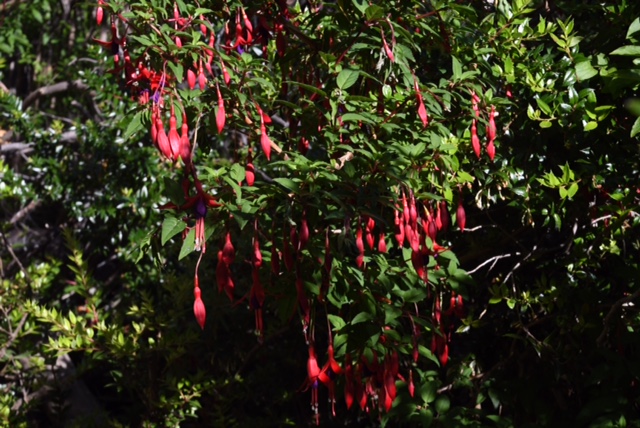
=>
[1,0,640,426]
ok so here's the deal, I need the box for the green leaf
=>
[399,287,428,303]
[167,62,184,85]
[550,33,565,48]
[434,395,451,414]
[627,18,640,39]
[497,0,513,19]
[273,177,300,192]
[31,9,43,24]
[123,111,145,140]
[540,120,552,128]
[351,0,368,14]
[161,216,186,245]
[229,163,245,184]
[575,61,598,81]
[178,228,196,260]
[384,305,402,325]
[351,311,374,325]
[563,69,577,87]
[327,314,346,331]
[222,176,242,204]
[451,56,462,81]
[504,56,514,75]
[420,381,437,404]
[130,35,155,47]
[536,98,552,115]
[584,121,598,131]
[286,81,327,98]
[631,117,640,138]
[341,112,374,124]
[364,5,384,21]
[337,69,359,90]
[610,45,640,56]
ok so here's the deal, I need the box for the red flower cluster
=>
[469,91,498,161]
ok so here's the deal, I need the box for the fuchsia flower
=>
[250,267,265,340]
[193,274,206,329]
[414,77,428,127]
[303,344,322,425]
[187,69,197,90]
[487,105,497,161]
[216,83,226,134]
[96,0,104,26]
[355,224,364,268]
[408,369,415,397]
[318,343,343,417]
[159,178,221,254]
[471,119,481,159]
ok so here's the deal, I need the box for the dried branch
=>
[10,200,42,225]
[0,142,34,155]
[22,79,89,110]
[467,252,519,274]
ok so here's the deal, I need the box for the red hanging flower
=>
[193,276,206,330]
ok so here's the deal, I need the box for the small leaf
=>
[229,163,245,183]
[536,98,552,115]
[539,120,552,128]
[567,182,579,199]
[575,61,598,81]
[364,4,384,21]
[627,18,640,39]
[559,187,568,199]
[124,111,145,140]
[451,56,462,81]
[178,228,196,260]
[351,0,368,14]
[327,314,346,331]
[337,69,359,90]
[161,216,186,245]
[31,8,43,23]
[287,81,327,98]
[420,381,437,404]
[563,69,577,87]
[273,177,300,192]
[167,62,184,84]
[351,311,374,324]
[631,117,640,138]
[341,112,374,123]
[434,395,451,414]
[584,121,598,131]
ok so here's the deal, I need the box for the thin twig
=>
[467,252,518,274]
[9,200,42,225]
[0,313,28,360]
[591,214,612,225]
[503,245,537,284]
[0,230,31,283]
